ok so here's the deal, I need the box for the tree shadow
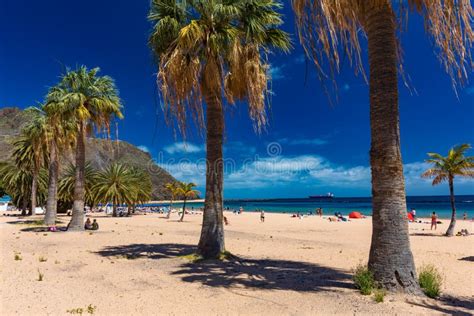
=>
[95,243,353,293]
[407,295,474,316]
[410,233,445,237]
[458,256,474,262]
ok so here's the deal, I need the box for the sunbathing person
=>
[84,218,93,230]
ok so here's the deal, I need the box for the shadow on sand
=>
[458,256,474,262]
[407,295,474,316]
[96,243,353,292]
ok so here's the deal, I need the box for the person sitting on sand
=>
[91,219,99,231]
[84,218,93,230]
[431,212,438,230]
[260,210,265,223]
[224,216,229,225]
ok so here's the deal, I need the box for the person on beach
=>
[91,219,99,230]
[260,210,265,223]
[431,212,438,230]
[224,216,229,225]
[411,208,416,221]
[463,212,467,220]
[84,218,92,230]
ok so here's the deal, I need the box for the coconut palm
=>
[49,66,123,230]
[422,144,474,236]
[175,182,199,222]
[149,0,290,258]
[11,107,49,216]
[92,163,136,217]
[292,0,473,293]
[58,162,99,208]
[164,182,179,219]
[43,95,77,225]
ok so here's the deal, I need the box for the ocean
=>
[154,195,474,219]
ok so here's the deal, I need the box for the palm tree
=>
[92,163,135,217]
[43,95,76,225]
[50,66,123,230]
[11,107,49,216]
[164,182,178,219]
[0,163,48,215]
[422,144,474,236]
[175,182,199,222]
[149,0,290,259]
[58,162,99,208]
[292,0,473,293]
[127,167,152,215]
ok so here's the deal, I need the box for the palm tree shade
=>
[149,0,290,259]
[422,144,474,236]
[292,0,472,293]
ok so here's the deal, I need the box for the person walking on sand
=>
[260,210,265,223]
[463,212,467,221]
[431,212,438,230]
[411,208,416,221]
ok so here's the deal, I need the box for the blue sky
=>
[1,0,473,198]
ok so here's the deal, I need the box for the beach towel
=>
[349,211,363,219]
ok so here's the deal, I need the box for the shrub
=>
[37,269,44,281]
[14,253,22,261]
[418,265,442,298]
[353,264,375,295]
[39,256,47,262]
[373,288,386,303]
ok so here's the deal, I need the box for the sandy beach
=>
[1,211,472,315]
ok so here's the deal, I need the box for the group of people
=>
[84,218,99,230]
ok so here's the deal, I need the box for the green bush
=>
[373,288,386,303]
[353,265,375,295]
[418,265,442,298]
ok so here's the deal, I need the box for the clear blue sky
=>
[1,0,473,198]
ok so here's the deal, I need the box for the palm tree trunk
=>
[69,122,86,231]
[29,171,38,216]
[445,176,456,236]
[113,198,117,217]
[365,3,420,294]
[45,139,58,225]
[21,195,28,216]
[197,66,225,258]
[180,198,186,222]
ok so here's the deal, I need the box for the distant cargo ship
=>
[308,193,335,199]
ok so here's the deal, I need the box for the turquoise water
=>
[148,195,474,219]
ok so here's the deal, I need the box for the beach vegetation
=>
[418,265,442,298]
[148,0,290,259]
[47,66,123,230]
[292,0,472,293]
[175,181,199,222]
[14,252,22,261]
[38,256,47,262]
[58,162,99,210]
[353,264,375,295]
[422,144,474,236]
[67,304,96,315]
[37,269,44,281]
[373,288,386,303]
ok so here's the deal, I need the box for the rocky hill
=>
[0,107,176,199]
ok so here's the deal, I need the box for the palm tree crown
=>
[422,144,474,184]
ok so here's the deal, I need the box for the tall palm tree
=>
[12,107,49,216]
[292,0,473,293]
[43,95,77,225]
[149,0,290,259]
[164,182,178,219]
[92,163,135,217]
[50,66,123,230]
[422,144,474,236]
[175,182,199,222]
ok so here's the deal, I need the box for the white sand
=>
[1,211,472,315]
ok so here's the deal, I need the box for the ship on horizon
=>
[308,193,335,199]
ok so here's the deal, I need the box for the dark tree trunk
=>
[29,171,38,216]
[365,3,420,294]
[167,199,173,219]
[45,139,59,225]
[68,122,86,231]
[180,198,187,222]
[21,195,28,216]
[113,198,117,217]
[197,63,225,258]
[445,175,456,236]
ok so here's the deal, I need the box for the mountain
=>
[0,107,176,199]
